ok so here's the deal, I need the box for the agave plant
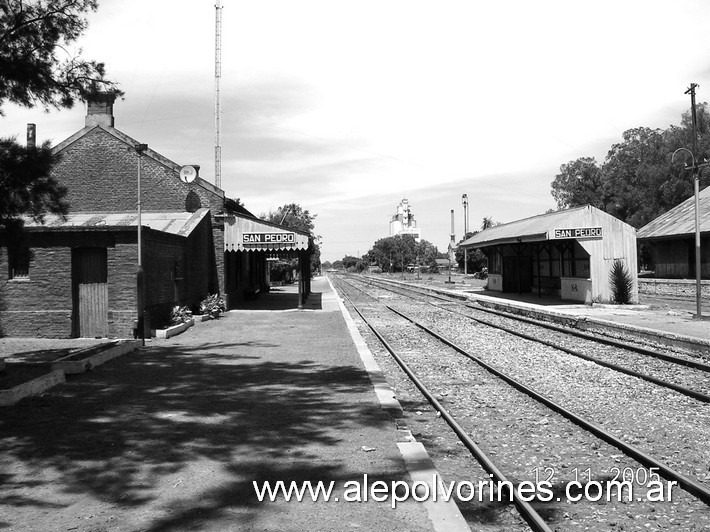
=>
[609,260,634,304]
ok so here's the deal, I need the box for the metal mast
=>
[214,0,223,189]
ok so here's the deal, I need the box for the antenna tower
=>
[214,0,223,189]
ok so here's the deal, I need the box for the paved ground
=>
[0,278,442,532]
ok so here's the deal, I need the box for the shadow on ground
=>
[0,318,405,530]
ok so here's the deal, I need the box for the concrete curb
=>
[398,442,471,532]
[327,277,471,532]
[0,369,65,407]
[152,319,195,339]
[51,340,142,375]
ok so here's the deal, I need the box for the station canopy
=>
[223,214,311,252]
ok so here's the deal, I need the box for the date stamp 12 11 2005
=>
[530,466,679,503]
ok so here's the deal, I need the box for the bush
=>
[169,305,193,326]
[609,260,634,304]
[200,294,226,319]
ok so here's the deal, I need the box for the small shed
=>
[459,205,638,303]
[637,186,710,279]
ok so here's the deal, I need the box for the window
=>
[9,245,30,279]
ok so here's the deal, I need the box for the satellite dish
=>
[179,165,197,183]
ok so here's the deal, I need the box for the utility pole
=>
[685,83,703,319]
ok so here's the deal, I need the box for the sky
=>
[4,0,710,262]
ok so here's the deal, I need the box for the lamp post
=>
[462,194,469,278]
[136,143,148,344]
[446,209,455,284]
[671,146,705,319]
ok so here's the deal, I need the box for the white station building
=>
[459,205,638,303]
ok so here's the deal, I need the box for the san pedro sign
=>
[550,227,603,239]
[242,232,296,245]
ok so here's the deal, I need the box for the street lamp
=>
[136,143,148,344]
[671,147,705,319]
[462,194,469,278]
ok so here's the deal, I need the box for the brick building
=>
[0,94,311,338]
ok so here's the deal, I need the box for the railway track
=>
[331,274,710,532]
[357,275,710,402]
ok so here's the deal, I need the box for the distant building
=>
[389,199,420,240]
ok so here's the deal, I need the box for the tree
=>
[551,157,607,211]
[0,138,67,229]
[455,232,487,273]
[263,203,321,275]
[549,105,710,229]
[365,235,439,273]
[0,0,120,232]
[0,0,121,114]
[481,216,498,230]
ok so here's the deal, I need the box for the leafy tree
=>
[550,104,710,228]
[366,235,439,273]
[0,0,121,114]
[0,138,67,230]
[455,232,487,272]
[481,216,499,230]
[340,255,360,270]
[0,0,120,232]
[551,157,607,212]
[263,203,321,275]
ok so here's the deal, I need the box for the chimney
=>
[27,124,36,148]
[85,92,116,127]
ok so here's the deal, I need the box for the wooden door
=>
[74,249,108,338]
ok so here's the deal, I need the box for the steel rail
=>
[353,275,710,402]
[337,284,553,532]
[384,304,710,507]
[361,275,710,372]
[467,303,710,373]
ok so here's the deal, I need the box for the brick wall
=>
[639,278,710,301]
[54,128,224,214]
[0,241,73,337]
[0,225,216,338]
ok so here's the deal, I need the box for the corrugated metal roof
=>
[21,209,210,237]
[459,205,612,248]
[637,186,710,240]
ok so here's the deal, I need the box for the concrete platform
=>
[0,277,469,531]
